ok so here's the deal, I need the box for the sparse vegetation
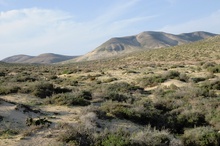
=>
[0,35,220,145]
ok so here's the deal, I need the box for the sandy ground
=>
[0,95,83,146]
[161,79,188,87]
[145,79,188,91]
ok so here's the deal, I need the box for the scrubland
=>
[0,36,220,146]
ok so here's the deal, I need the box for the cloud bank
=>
[0,0,219,59]
[0,1,152,59]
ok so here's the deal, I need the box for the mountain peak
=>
[74,31,217,62]
[2,53,78,64]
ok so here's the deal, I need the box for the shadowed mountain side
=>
[2,55,34,63]
[2,53,78,64]
[73,31,217,62]
[63,35,220,69]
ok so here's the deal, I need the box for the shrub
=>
[177,111,208,128]
[138,75,166,87]
[0,115,3,122]
[100,101,163,126]
[54,86,72,94]
[12,75,37,82]
[131,125,179,146]
[99,130,131,146]
[77,90,92,100]
[190,77,207,83]
[166,86,216,99]
[30,82,71,98]
[0,72,6,77]
[202,62,216,69]
[0,85,20,95]
[182,127,220,146]
[62,70,73,74]
[26,117,52,127]
[179,73,189,82]
[94,129,132,146]
[31,82,54,98]
[207,64,220,73]
[201,80,220,90]
[46,93,90,106]
[103,92,131,102]
[166,110,208,134]
[162,70,180,80]
[153,99,179,113]
[57,125,93,145]
[79,112,98,130]
[0,129,19,138]
[104,82,143,93]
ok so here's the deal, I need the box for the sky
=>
[0,0,220,59]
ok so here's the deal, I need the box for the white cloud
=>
[0,8,81,58]
[160,10,220,34]
[0,0,153,59]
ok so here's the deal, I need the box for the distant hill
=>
[2,53,78,64]
[66,35,220,70]
[73,31,217,62]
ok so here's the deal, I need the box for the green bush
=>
[12,75,37,82]
[0,85,20,95]
[103,92,131,102]
[201,80,220,90]
[57,126,93,145]
[45,93,90,106]
[153,99,179,113]
[162,70,180,79]
[182,127,220,146]
[99,130,131,146]
[77,90,92,100]
[30,82,71,98]
[0,129,19,138]
[100,101,163,126]
[179,73,189,82]
[165,110,208,134]
[62,70,74,74]
[166,86,216,99]
[104,82,143,93]
[177,111,207,128]
[190,77,207,83]
[31,82,54,98]
[202,62,217,69]
[131,125,177,146]
[0,72,6,77]
[207,64,220,73]
[138,75,166,87]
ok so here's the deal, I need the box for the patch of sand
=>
[145,79,188,91]
[161,79,188,87]
[0,96,84,146]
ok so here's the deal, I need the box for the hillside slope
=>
[2,55,34,63]
[74,31,216,62]
[66,35,220,70]
[2,53,78,64]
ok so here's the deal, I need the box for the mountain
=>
[67,35,220,70]
[2,55,34,63]
[74,31,217,62]
[2,53,78,64]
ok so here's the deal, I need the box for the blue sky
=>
[0,0,220,59]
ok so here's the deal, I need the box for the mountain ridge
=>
[2,31,217,64]
[73,31,217,62]
[2,53,78,64]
